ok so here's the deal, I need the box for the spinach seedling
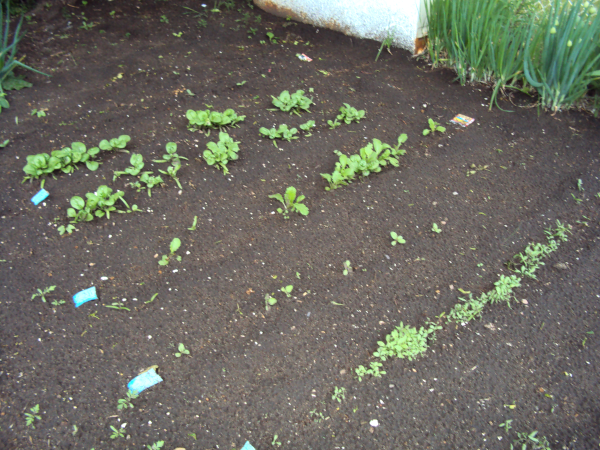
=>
[203,131,240,175]
[31,285,56,303]
[99,135,131,152]
[422,118,446,136]
[259,124,298,143]
[336,103,365,124]
[327,118,341,129]
[432,223,442,234]
[390,231,405,245]
[265,293,277,311]
[68,185,129,223]
[117,390,138,410]
[266,31,279,43]
[188,216,198,231]
[186,108,245,131]
[31,108,46,118]
[280,285,293,297]
[342,260,352,276]
[113,153,144,181]
[299,120,315,136]
[271,89,313,115]
[24,404,41,428]
[58,224,76,235]
[153,142,188,164]
[131,172,164,197]
[175,343,190,357]
[158,161,182,189]
[268,186,309,219]
[158,238,182,266]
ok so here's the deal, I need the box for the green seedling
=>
[390,231,405,246]
[499,419,513,433]
[342,260,352,276]
[67,185,129,223]
[22,142,102,182]
[511,430,551,450]
[158,161,182,190]
[336,103,365,124]
[268,186,309,219]
[299,120,315,135]
[332,386,346,403]
[186,108,245,131]
[271,435,282,446]
[265,293,277,311]
[355,361,386,381]
[131,172,164,197]
[571,193,583,204]
[80,21,95,30]
[375,28,394,61]
[266,31,279,43]
[110,424,126,439]
[188,216,198,231]
[117,390,138,410]
[203,131,240,175]
[99,135,131,152]
[31,285,56,303]
[466,163,490,177]
[175,343,190,357]
[0,139,9,147]
[259,124,298,143]
[327,118,341,129]
[50,299,66,306]
[145,293,159,304]
[58,224,76,235]
[236,80,247,86]
[153,142,188,164]
[147,441,164,450]
[271,89,313,115]
[24,404,41,428]
[432,223,442,234]
[158,238,182,266]
[422,118,446,136]
[113,153,144,181]
[105,302,130,311]
[373,321,441,361]
[577,178,583,191]
[186,89,195,96]
[172,31,183,37]
[160,15,168,23]
[30,108,46,117]
[280,285,293,297]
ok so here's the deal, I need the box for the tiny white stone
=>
[370,419,379,427]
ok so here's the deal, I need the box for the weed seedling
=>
[432,223,442,234]
[271,435,281,446]
[265,293,277,311]
[266,31,279,43]
[105,302,130,311]
[332,386,346,403]
[159,238,182,266]
[160,15,168,23]
[110,424,126,439]
[423,118,446,136]
[577,178,583,191]
[511,430,551,450]
[31,285,56,303]
[269,186,309,219]
[175,343,190,357]
[280,285,293,297]
[188,216,198,231]
[499,419,513,433]
[390,231,405,245]
[117,390,138,410]
[24,404,41,428]
[342,260,352,276]
[147,442,164,450]
[30,108,46,118]
[375,28,394,61]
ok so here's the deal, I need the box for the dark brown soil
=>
[1,1,600,449]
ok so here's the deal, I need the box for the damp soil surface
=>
[1,1,600,449]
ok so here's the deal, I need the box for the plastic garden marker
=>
[241,442,256,450]
[31,189,49,205]
[127,366,163,394]
[73,286,98,307]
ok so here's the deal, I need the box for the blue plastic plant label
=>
[127,367,163,394]
[241,442,256,450]
[31,189,49,205]
[72,286,98,307]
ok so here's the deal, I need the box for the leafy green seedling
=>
[376,28,394,61]
[266,31,279,43]
[30,108,46,117]
[432,223,442,234]
[390,231,405,245]
[186,108,245,131]
[131,172,164,197]
[31,285,56,303]
[280,285,293,297]
[186,89,195,96]
[159,238,182,266]
[68,186,129,223]
[271,435,282,446]
[269,186,309,219]
[105,302,130,311]
[499,419,513,433]
[577,179,583,191]
[58,224,76,235]
[158,161,182,189]
[422,118,446,136]
[511,430,551,450]
[0,139,9,147]
[110,424,126,439]
[117,390,138,410]
[259,124,298,143]
[299,120,315,135]
[188,216,198,231]
[113,153,144,181]
[265,293,277,311]
[327,118,341,129]
[99,135,131,152]
[203,131,240,175]
[236,80,247,86]
[145,293,159,304]
[24,404,41,428]
[271,90,313,115]
[175,343,190,357]
[336,103,365,124]
[153,142,188,164]
[342,260,352,276]
[147,441,164,450]
[160,15,168,23]
[332,386,346,403]
[50,299,66,306]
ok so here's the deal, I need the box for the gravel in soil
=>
[1,1,599,449]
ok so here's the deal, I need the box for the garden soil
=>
[1,1,600,449]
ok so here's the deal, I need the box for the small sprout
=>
[342,260,352,276]
[175,343,190,357]
[280,285,293,297]
[432,223,442,234]
[577,178,584,192]
[499,419,513,433]
[390,231,406,246]
[110,424,126,439]
[24,404,41,428]
[188,215,198,231]
[158,238,182,266]
[31,285,56,303]
[117,390,138,410]
[268,186,309,219]
[422,118,446,136]
[58,224,76,235]
[332,386,346,403]
[147,441,165,450]
[265,293,277,311]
